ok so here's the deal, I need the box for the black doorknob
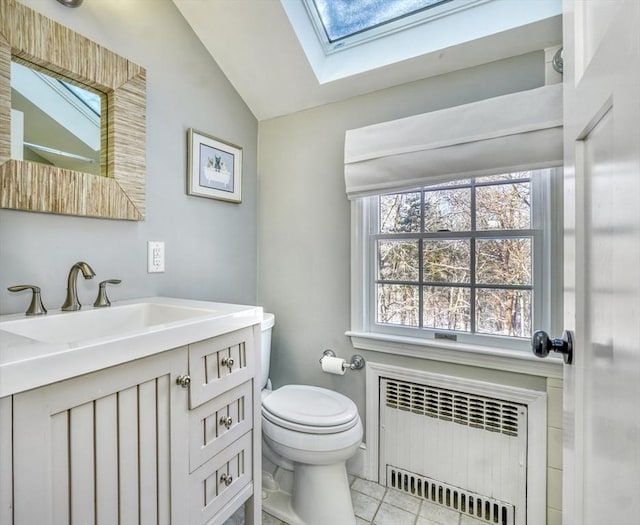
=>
[532,330,573,364]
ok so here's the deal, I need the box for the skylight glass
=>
[60,81,101,116]
[310,0,450,43]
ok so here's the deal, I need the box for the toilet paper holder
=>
[320,349,364,371]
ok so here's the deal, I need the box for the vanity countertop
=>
[0,297,262,397]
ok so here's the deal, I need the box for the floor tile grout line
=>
[368,486,387,524]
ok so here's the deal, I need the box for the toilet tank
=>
[260,312,275,389]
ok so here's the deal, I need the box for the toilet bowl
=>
[260,313,362,525]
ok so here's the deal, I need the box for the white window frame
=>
[303,0,484,54]
[347,167,564,377]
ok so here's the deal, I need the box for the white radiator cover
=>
[366,363,547,525]
[380,378,526,525]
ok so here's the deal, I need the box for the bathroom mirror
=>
[11,60,102,176]
[0,0,147,220]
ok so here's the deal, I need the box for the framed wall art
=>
[187,128,242,203]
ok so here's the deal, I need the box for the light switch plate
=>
[147,241,165,273]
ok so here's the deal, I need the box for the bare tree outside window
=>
[375,173,534,339]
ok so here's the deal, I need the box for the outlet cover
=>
[147,241,165,273]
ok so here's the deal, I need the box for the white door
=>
[562,1,640,524]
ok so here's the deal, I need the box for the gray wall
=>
[257,51,550,430]
[0,0,258,314]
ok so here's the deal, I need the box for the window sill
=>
[345,331,563,378]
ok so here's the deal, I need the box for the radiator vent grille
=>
[384,378,521,437]
[387,465,515,525]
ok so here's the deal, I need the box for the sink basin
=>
[0,297,263,398]
[0,301,216,345]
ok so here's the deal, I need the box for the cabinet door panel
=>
[188,327,255,408]
[139,379,159,524]
[95,394,119,524]
[189,380,253,472]
[0,397,10,525]
[70,402,97,525]
[12,348,189,524]
[51,410,70,523]
[119,384,141,524]
[157,373,172,525]
[190,431,253,524]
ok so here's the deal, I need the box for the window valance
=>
[344,84,563,199]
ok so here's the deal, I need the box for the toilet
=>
[260,312,363,525]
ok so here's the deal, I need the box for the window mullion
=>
[470,179,477,334]
[419,190,425,328]
[367,199,377,332]
[475,283,533,291]
[373,230,538,241]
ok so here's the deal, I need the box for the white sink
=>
[0,297,263,399]
[0,301,216,345]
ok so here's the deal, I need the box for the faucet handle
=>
[93,279,121,308]
[8,285,47,316]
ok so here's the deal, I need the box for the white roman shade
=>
[344,84,563,199]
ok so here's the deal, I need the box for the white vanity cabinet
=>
[11,347,191,524]
[0,321,261,525]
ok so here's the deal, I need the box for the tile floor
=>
[224,476,487,525]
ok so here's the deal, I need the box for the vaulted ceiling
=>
[173,0,562,121]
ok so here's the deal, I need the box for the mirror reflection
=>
[10,60,103,176]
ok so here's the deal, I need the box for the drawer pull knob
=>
[220,356,235,368]
[176,374,191,388]
[220,416,233,429]
[220,473,233,486]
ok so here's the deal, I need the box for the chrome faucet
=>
[61,261,96,311]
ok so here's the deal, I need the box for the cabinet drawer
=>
[189,381,253,473]
[188,327,255,408]
[189,431,253,524]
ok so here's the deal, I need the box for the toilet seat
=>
[262,384,359,434]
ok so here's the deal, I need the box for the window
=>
[308,0,450,43]
[303,0,483,53]
[61,80,101,116]
[357,169,560,352]
[345,85,563,361]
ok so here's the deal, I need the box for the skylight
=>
[303,0,485,53]
[310,0,449,43]
[60,81,101,116]
[282,0,562,86]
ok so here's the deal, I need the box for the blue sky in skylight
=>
[61,81,101,116]
[312,0,448,42]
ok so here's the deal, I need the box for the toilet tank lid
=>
[262,312,275,330]
[262,384,358,428]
